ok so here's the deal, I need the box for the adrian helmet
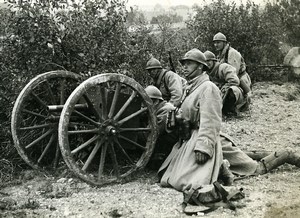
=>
[145,85,163,100]
[179,48,208,70]
[204,50,218,61]
[213,32,227,42]
[145,58,162,70]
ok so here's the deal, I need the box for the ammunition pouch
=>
[178,120,199,141]
[166,109,199,141]
[166,109,177,130]
[177,119,191,140]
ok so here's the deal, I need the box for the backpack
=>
[182,181,245,215]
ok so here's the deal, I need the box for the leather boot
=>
[219,160,234,186]
[255,150,300,175]
[244,150,271,161]
[286,152,300,168]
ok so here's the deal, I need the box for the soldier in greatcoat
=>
[144,85,178,169]
[213,32,252,112]
[145,57,187,107]
[158,48,223,192]
[204,50,246,115]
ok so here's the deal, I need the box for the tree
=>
[264,0,300,46]
[186,0,273,64]
[126,6,147,25]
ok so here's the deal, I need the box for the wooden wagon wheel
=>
[58,73,158,186]
[11,71,82,170]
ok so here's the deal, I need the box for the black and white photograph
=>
[0,0,300,217]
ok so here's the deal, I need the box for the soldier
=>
[213,32,252,111]
[204,50,246,115]
[145,57,187,107]
[220,133,300,180]
[158,48,223,193]
[144,85,178,169]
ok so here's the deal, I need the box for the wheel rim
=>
[11,71,82,170]
[59,73,158,186]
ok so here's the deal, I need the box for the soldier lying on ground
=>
[220,133,300,185]
[144,85,300,187]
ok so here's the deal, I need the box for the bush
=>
[0,0,299,180]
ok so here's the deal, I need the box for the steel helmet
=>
[145,58,162,70]
[213,32,227,42]
[204,50,218,61]
[179,48,208,70]
[145,85,163,100]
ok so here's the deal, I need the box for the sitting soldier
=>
[212,32,252,112]
[145,57,187,107]
[204,50,248,116]
[144,85,178,169]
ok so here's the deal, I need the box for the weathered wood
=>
[58,73,158,186]
[11,71,82,170]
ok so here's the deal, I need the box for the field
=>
[1,81,300,218]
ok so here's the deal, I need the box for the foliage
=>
[0,0,300,182]
[0,0,151,172]
[187,0,268,64]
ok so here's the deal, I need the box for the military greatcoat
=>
[158,73,223,192]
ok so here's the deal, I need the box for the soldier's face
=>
[147,69,160,79]
[214,41,225,51]
[181,60,200,79]
[206,60,214,70]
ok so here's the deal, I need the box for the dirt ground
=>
[1,81,300,218]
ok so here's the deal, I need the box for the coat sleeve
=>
[156,103,175,134]
[194,83,222,157]
[227,49,242,73]
[219,63,240,93]
[164,71,184,107]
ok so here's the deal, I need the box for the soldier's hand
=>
[195,151,210,164]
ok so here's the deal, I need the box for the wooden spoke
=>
[108,83,121,118]
[12,71,81,170]
[98,141,108,179]
[25,129,53,149]
[108,141,120,178]
[118,107,148,126]
[83,94,101,121]
[57,73,157,186]
[37,133,56,164]
[114,138,134,164]
[71,135,100,154]
[113,90,137,121]
[19,123,52,131]
[22,109,47,119]
[73,110,99,126]
[45,80,56,104]
[68,128,99,135]
[119,127,151,132]
[119,135,146,150]
[31,91,48,109]
[82,137,104,171]
[100,85,108,119]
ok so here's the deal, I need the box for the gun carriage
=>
[11,71,158,186]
